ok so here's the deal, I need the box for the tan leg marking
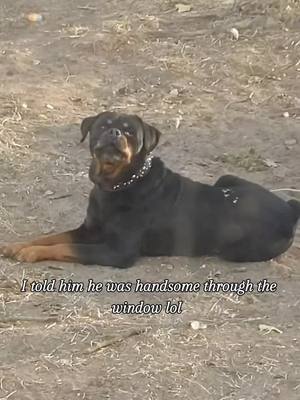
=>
[15,244,78,263]
[0,232,73,258]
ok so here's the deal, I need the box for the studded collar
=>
[112,155,153,191]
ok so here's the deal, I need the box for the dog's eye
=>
[125,130,134,136]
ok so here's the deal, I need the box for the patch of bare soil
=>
[0,1,299,399]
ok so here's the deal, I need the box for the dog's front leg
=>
[13,242,137,268]
[0,225,90,259]
[1,228,139,268]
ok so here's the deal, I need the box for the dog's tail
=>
[288,199,300,223]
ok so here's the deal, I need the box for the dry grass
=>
[0,283,288,397]
[0,257,298,398]
[0,205,16,234]
[0,96,29,163]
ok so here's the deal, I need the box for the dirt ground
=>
[0,0,300,399]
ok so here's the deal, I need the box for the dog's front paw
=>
[0,243,28,258]
[15,246,46,263]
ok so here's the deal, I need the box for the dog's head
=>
[80,111,161,189]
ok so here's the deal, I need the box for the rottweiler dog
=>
[1,111,300,267]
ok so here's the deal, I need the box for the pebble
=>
[230,28,239,40]
[27,13,44,22]
[169,88,179,97]
[284,139,297,146]
[190,321,207,330]
[190,321,200,330]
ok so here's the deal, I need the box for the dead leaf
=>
[26,13,43,22]
[258,324,283,334]
[175,115,183,129]
[263,158,279,168]
[43,190,54,197]
[175,3,192,13]
[169,88,179,97]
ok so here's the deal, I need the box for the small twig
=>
[225,92,254,110]
[183,377,211,395]
[278,62,298,73]
[77,5,97,11]
[63,64,75,83]
[271,188,300,193]
[0,316,59,325]
[47,265,64,271]
[0,390,17,400]
[50,194,72,200]
[85,329,145,354]
[148,29,207,39]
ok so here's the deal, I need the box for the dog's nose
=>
[110,128,122,137]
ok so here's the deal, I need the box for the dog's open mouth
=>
[94,144,126,163]
[91,143,132,181]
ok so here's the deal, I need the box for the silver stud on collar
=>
[112,155,153,191]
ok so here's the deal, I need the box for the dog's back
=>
[288,199,300,223]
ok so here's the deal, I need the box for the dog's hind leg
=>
[220,234,294,263]
[214,175,251,188]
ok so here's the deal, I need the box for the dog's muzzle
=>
[93,129,127,161]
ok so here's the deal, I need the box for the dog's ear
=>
[80,115,99,143]
[142,122,161,153]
